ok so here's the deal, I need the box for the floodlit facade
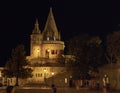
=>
[25,7,67,85]
[0,7,72,86]
[28,8,64,60]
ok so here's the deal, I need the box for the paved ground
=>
[0,87,120,93]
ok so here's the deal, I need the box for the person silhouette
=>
[6,86,13,93]
[51,84,57,93]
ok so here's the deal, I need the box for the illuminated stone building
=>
[25,8,67,85]
[27,8,64,63]
[0,8,71,86]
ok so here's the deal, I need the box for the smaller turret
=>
[32,18,41,34]
[30,19,42,58]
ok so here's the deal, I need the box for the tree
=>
[67,34,106,80]
[2,44,33,86]
[106,31,120,64]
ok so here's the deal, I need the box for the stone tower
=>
[28,7,65,64]
[30,19,42,58]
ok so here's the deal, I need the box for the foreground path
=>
[14,87,120,93]
[0,87,120,93]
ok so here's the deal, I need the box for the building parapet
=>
[42,41,64,44]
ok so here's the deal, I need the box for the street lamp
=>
[52,72,54,75]
[69,75,73,87]
[51,72,54,84]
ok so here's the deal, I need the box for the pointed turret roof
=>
[32,18,41,34]
[42,7,59,40]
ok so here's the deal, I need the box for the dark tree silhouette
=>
[2,44,33,86]
[67,34,106,80]
[106,31,120,64]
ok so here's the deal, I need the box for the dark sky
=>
[112,1,120,31]
[0,1,110,66]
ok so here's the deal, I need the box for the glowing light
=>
[0,71,1,77]
[47,37,49,40]
[51,72,54,75]
[44,69,46,72]
[37,49,39,53]
[47,49,50,52]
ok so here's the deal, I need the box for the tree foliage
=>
[67,34,106,80]
[2,44,33,85]
[106,31,120,63]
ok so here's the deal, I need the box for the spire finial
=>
[32,18,41,34]
[35,18,39,25]
[50,7,52,12]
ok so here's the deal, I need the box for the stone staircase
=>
[45,71,71,87]
[24,82,50,87]
[23,71,71,87]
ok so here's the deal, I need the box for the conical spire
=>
[43,7,59,40]
[32,18,41,34]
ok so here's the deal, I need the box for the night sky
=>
[112,1,120,31]
[0,1,110,66]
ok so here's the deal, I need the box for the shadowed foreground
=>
[0,87,120,93]
[14,87,120,93]
[15,88,96,93]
